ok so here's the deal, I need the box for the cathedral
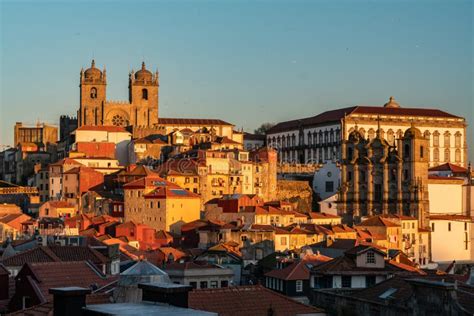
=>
[78,60,159,128]
[77,60,241,141]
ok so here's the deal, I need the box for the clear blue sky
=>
[1,0,472,157]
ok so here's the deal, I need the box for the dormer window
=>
[142,88,148,100]
[90,87,97,99]
[366,251,375,264]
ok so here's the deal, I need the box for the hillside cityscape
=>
[0,1,472,316]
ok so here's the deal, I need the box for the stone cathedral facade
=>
[78,60,159,128]
[338,124,430,228]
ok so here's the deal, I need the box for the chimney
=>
[49,287,91,316]
[138,283,193,308]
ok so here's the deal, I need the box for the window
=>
[280,237,287,246]
[465,222,468,231]
[433,148,439,162]
[455,133,462,148]
[444,132,450,147]
[325,181,334,192]
[256,248,264,260]
[210,281,218,288]
[341,276,352,288]
[455,149,461,163]
[90,87,97,99]
[444,148,450,162]
[189,282,197,289]
[347,171,352,182]
[142,88,148,100]
[241,235,248,242]
[433,132,440,147]
[366,251,376,264]
[432,223,435,232]
[420,146,424,158]
[448,222,451,231]
[366,275,376,287]
[200,281,208,289]
[296,280,303,292]
[221,280,228,288]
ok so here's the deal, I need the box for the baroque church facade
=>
[78,60,159,128]
[338,124,430,228]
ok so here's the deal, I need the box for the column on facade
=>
[382,163,389,214]
[397,160,403,215]
[339,163,347,213]
[367,163,373,216]
[353,163,360,217]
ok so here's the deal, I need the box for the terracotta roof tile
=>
[188,285,324,315]
[21,261,115,302]
[159,118,233,126]
[75,125,129,133]
[429,162,468,173]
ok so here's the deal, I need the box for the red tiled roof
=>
[429,162,468,173]
[144,186,200,199]
[1,245,108,267]
[2,246,61,266]
[75,125,128,133]
[188,285,324,315]
[429,214,472,221]
[265,256,331,281]
[49,158,82,167]
[351,106,461,119]
[308,212,341,219]
[159,118,233,126]
[21,261,115,302]
[358,216,400,227]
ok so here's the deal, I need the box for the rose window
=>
[112,115,125,126]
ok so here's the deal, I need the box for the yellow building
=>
[356,216,402,250]
[307,212,342,225]
[123,174,200,235]
[157,147,277,207]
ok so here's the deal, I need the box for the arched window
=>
[90,87,97,99]
[142,88,148,100]
[455,149,461,163]
[444,132,451,148]
[433,148,439,162]
[455,132,462,148]
[444,148,450,162]
[433,131,440,147]
[307,132,312,145]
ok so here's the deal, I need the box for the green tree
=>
[254,123,275,135]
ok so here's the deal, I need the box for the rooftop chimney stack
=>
[49,287,91,316]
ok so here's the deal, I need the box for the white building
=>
[429,214,473,263]
[266,97,467,167]
[73,125,132,165]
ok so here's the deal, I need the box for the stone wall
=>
[276,179,313,213]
